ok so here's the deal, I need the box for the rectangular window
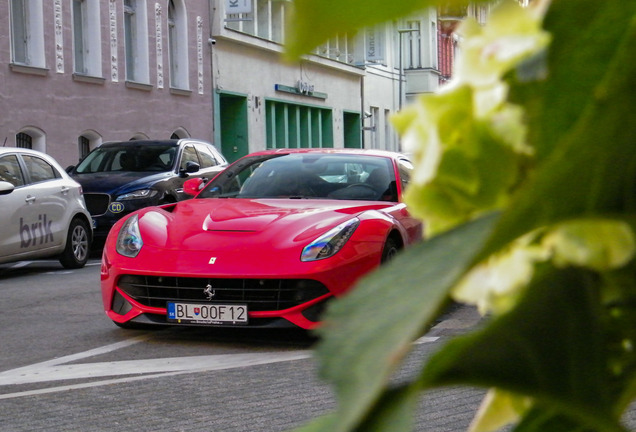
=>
[225,0,354,63]
[405,21,422,69]
[256,0,270,40]
[78,136,90,158]
[271,1,285,43]
[10,0,29,64]
[124,0,137,81]
[73,0,87,74]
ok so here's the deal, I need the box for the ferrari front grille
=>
[117,275,329,311]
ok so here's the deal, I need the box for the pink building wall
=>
[0,0,214,167]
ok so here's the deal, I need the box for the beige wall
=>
[211,37,364,151]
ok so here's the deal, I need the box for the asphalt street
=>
[1,259,635,431]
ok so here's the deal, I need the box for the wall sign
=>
[226,0,252,14]
[274,82,328,100]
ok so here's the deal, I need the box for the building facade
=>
[1,0,214,168]
[211,0,443,161]
[1,0,443,167]
[210,0,365,163]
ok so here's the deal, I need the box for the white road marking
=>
[0,371,193,400]
[0,333,312,400]
[0,351,312,386]
[0,331,440,400]
[3,333,154,373]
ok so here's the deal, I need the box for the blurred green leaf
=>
[485,1,636,257]
[285,0,480,60]
[352,384,420,432]
[288,1,636,431]
[420,267,626,432]
[510,1,636,162]
[295,384,419,432]
[513,406,597,432]
[292,414,339,432]
[309,213,500,432]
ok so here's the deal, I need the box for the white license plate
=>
[167,302,248,326]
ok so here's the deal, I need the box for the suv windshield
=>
[75,145,177,173]
[198,153,397,202]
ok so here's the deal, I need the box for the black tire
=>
[381,237,399,263]
[59,218,91,269]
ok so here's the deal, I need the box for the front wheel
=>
[59,218,91,269]
[381,237,399,263]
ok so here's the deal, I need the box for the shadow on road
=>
[109,323,319,351]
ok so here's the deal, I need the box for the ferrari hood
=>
[136,198,392,250]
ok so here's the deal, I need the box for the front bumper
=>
[101,244,378,330]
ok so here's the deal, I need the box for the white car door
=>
[0,154,68,260]
[0,153,28,259]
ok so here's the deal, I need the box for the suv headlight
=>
[301,218,360,262]
[116,215,143,257]
[118,189,158,200]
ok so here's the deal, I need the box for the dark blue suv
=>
[68,139,227,246]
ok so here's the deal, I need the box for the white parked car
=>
[0,147,92,268]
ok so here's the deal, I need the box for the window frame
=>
[9,0,45,68]
[21,155,60,184]
[168,0,189,90]
[124,0,150,84]
[0,154,26,187]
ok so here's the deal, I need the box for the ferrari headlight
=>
[301,218,360,262]
[116,214,143,257]
[118,189,158,200]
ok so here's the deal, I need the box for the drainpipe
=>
[360,75,365,149]
[208,2,218,145]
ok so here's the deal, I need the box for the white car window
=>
[0,154,25,186]
[22,155,59,184]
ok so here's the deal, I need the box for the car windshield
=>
[198,153,398,201]
[74,145,177,173]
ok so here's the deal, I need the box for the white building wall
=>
[363,66,399,151]
[211,39,364,152]
[359,11,440,153]
[209,1,366,158]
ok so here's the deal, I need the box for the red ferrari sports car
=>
[101,149,422,329]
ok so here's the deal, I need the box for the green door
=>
[219,94,249,163]
[343,111,362,148]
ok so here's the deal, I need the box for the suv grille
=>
[117,275,329,311]
[83,193,111,216]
